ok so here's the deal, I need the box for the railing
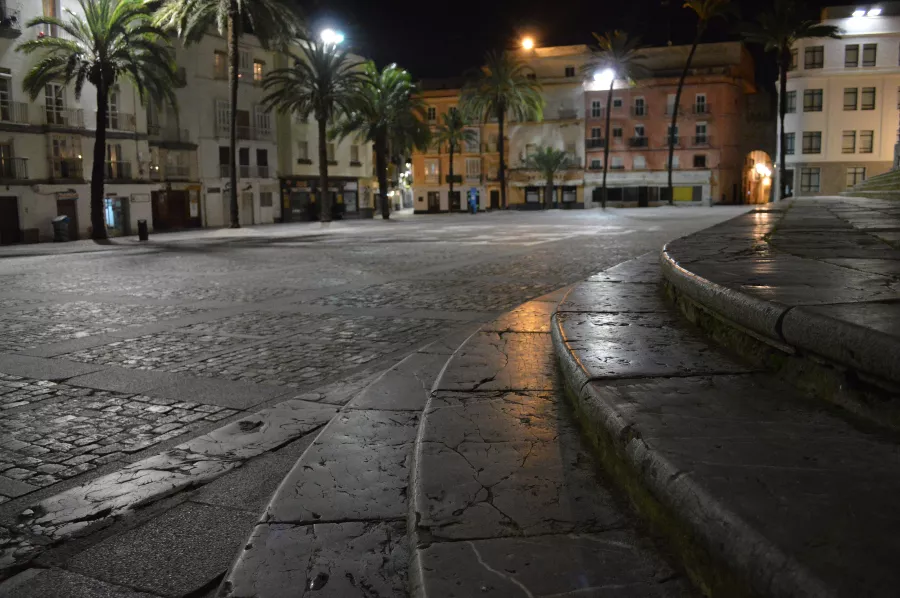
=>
[45,108,84,128]
[482,142,499,153]
[148,125,192,143]
[586,138,606,149]
[629,136,648,148]
[663,136,682,147]
[102,111,136,132]
[463,144,480,154]
[168,164,190,179]
[465,173,482,182]
[692,136,711,146]
[216,121,273,141]
[424,174,439,184]
[692,104,711,116]
[0,6,22,37]
[219,164,230,178]
[239,164,251,177]
[0,101,28,124]
[630,106,648,117]
[256,165,270,178]
[588,163,603,171]
[105,161,132,180]
[0,157,27,179]
[49,157,83,179]
[610,164,625,170]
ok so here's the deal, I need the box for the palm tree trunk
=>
[317,116,331,223]
[601,79,614,210]
[545,179,553,210]
[227,8,240,228]
[778,49,789,200]
[668,36,700,206]
[90,81,109,240]
[497,106,506,209]
[448,143,455,210]
[376,131,390,219]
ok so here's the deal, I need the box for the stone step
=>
[552,253,900,598]
[409,294,695,597]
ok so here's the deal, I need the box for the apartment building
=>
[508,45,589,208]
[411,80,503,213]
[584,42,759,206]
[783,3,900,196]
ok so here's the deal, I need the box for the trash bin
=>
[137,219,149,241]
[51,215,69,242]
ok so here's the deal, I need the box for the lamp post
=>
[521,37,535,51]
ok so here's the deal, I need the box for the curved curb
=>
[550,304,836,598]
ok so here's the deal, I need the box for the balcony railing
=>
[629,136,648,148]
[49,157,83,180]
[215,120,273,141]
[692,104,711,116]
[148,125,192,143]
[0,101,28,124]
[106,161,132,180]
[630,106,648,117]
[692,136,711,146]
[101,111,136,132]
[0,6,22,38]
[586,138,606,149]
[610,164,625,170]
[663,136,682,147]
[219,164,231,178]
[239,164,251,177]
[44,108,84,128]
[0,157,27,179]
[257,165,270,178]
[588,162,603,171]
[482,142,499,153]
[424,174,439,184]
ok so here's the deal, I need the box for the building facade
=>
[783,4,900,197]
[584,42,760,206]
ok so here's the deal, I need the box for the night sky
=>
[300,0,834,88]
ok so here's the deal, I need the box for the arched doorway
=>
[742,150,774,204]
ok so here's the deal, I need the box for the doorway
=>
[0,196,19,244]
[56,198,79,240]
[490,190,500,210]
[240,192,254,225]
[449,191,461,212]
[103,196,128,236]
[427,191,440,213]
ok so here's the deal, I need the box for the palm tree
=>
[433,109,477,210]
[460,51,543,209]
[263,41,362,222]
[745,0,839,200]
[584,31,648,209]
[666,0,733,205]
[526,146,571,209]
[19,0,178,241]
[331,62,429,219]
[155,0,300,228]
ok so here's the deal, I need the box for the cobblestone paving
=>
[0,375,236,498]
[5,302,207,327]
[0,320,116,352]
[62,332,251,370]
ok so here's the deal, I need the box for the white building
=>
[784,3,900,196]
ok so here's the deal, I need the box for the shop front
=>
[151,184,202,230]
[280,177,369,221]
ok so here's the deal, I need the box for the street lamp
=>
[521,37,535,50]
[593,68,615,88]
[320,28,344,45]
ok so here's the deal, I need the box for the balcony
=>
[49,157,83,180]
[219,164,231,178]
[482,142,499,153]
[630,106,648,117]
[586,138,606,149]
[0,157,27,179]
[0,6,22,38]
[239,164,251,178]
[465,172,482,183]
[148,125,192,143]
[257,165,270,178]
[588,162,603,171]
[44,108,84,128]
[101,111,136,132]
[0,101,28,124]
[692,104,711,116]
[629,136,648,148]
[663,136,682,148]
[424,174,439,184]
[105,161,132,180]
[692,136,711,146]
[610,164,625,170]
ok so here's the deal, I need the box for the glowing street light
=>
[852,8,866,16]
[593,68,615,88]
[522,37,535,50]
[868,7,882,15]
[320,28,344,45]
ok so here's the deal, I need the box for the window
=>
[695,122,708,144]
[800,167,820,192]
[254,106,271,137]
[863,43,877,67]
[695,93,707,114]
[802,131,822,154]
[256,149,268,177]
[239,147,249,168]
[861,87,876,110]
[842,130,856,153]
[326,142,336,162]
[297,140,309,161]
[427,106,436,122]
[464,128,480,153]
[784,132,795,155]
[803,89,823,112]
[667,124,679,141]
[350,144,360,163]
[527,73,537,80]
[672,155,680,169]
[612,126,623,138]
[789,49,798,70]
[805,46,824,69]
[610,156,624,169]
[590,158,602,170]
[590,127,603,139]
[693,154,707,168]
[260,191,273,207]
[633,97,646,116]
[786,91,797,113]
[565,66,575,77]
[214,51,227,79]
[424,159,439,181]
[465,157,481,177]
[525,143,537,158]
[847,167,866,187]
[860,130,874,153]
[845,44,859,67]
[591,100,603,118]
[565,142,576,161]
[239,50,251,79]
[218,146,230,165]
[448,106,458,117]
[634,124,645,137]
[44,83,66,125]
[633,155,646,169]
[253,60,265,84]
[844,87,858,110]
[612,98,623,108]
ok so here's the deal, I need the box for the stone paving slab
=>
[435,332,557,392]
[0,355,103,382]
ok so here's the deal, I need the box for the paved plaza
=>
[0,207,746,597]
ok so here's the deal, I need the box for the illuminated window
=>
[842,130,856,153]
[804,46,824,69]
[253,60,265,83]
